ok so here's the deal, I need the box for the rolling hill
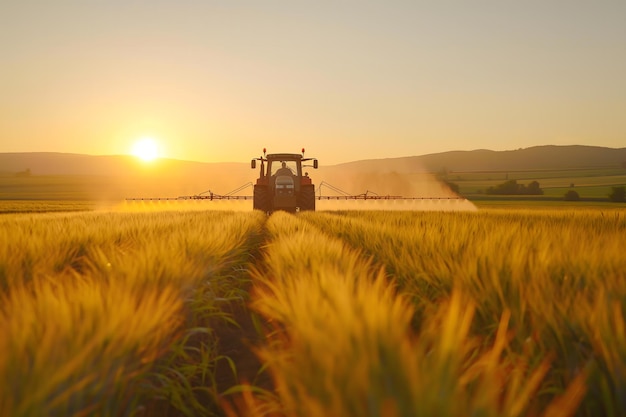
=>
[336,145,626,174]
[2,146,625,176]
[1,146,625,200]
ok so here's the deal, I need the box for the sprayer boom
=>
[125,150,467,209]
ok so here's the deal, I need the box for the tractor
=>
[251,148,318,212]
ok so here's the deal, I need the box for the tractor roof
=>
[266,153,303,161]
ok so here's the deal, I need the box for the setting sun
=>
[131,138,159,161]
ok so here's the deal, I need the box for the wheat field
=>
[1,206,624,417]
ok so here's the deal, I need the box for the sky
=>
[1,1,625,164]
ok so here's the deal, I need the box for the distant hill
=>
[337,145,626,174]
[0,152,253,199]
[419,145,626,172]
[1,146,624,199]
[2,146,625,176]
[0,152,245,176]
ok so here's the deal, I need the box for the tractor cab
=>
[251,149,318,212]
[272,160,297,177]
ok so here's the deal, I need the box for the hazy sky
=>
[1,1,625,164]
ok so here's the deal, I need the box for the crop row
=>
[241,210,626,417]
[2,208,625,417]
[0,210,265,417]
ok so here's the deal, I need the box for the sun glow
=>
[131,138,159,161]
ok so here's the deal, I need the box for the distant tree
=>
[486,179,543,195]
[609,186,626,202]
[564,190,580,201]
[486,179,521,195]
[525,181,543,195]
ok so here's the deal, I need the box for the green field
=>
[2,165,626,210]
[447,167,626,200]
[1,204,625,417]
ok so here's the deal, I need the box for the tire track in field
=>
[142,211,271,417]
[210,215,274,396]
[229,211,420,417]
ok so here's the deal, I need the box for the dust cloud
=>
[314,163,477,212]
[101,156,477,212]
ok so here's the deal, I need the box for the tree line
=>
[486,180,543,195]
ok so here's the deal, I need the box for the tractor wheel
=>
[253,185,270,212]
[298,184,316,211]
